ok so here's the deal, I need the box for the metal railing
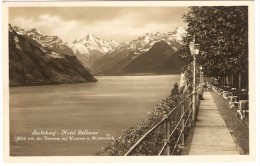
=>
[124,94,194,156]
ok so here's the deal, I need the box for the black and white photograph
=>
[1,0,256,163]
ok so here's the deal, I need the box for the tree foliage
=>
[171,82,180,96]
[180,6,248,78]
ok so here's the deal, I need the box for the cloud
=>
[9,7,127,24]
[9,7,188,42]
[11,15,80,42]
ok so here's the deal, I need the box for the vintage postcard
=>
[2,0,255,163]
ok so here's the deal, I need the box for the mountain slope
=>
[90,27,186,75]
[124,41,182,74]
[90,42,133,75]
[9,24,97,86]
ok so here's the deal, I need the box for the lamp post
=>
[189,40,200,121]
[200,66,203,93]
[202,71,204,86]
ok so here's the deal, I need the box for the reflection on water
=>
[10,75,180,156]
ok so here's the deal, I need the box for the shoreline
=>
[9,78,97,87]
[9,74,182,87]
[92,72,182,77]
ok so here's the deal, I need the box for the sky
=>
[9,7,189,43]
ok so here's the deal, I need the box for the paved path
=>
[188,92,240,155]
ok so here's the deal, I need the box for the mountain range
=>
[13,26,119,68]
[90,27,186,75]
[9,24,96,86]
[10,25,186,83]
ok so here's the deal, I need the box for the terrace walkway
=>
[188,92,240,155]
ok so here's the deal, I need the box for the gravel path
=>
[210,91,249,154]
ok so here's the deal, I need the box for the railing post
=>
[189,95,193,127]
[180,102,185,148]
[192,92,196,121]
[164,115,171,155]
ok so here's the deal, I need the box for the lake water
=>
[9,75,180,156]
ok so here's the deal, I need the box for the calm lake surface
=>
[10,75,180,156]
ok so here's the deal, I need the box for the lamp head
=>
[189,41,200,56]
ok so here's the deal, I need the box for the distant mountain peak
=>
[9,24,14,32]
[67,33,119,67]
[74,33,117,45]
[86,33,95,37]
[12,25,25,35]
[28,28,43,36]
[11,25,43,35]
[82,33,97,41]
[155,32,161,36]
[171,26,187,35]
[149,40,172,50]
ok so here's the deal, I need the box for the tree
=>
[171,82,179,96]
[180,6,248,89]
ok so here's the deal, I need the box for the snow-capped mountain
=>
[13,26,74,56]
[12,26,119,68]
[66,34,119,67]
[90,27,186,75]
[71,33,118,54]
[110,26,186,56]
[168,26,187,41]
[9,24,96,86]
